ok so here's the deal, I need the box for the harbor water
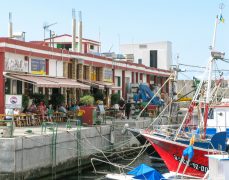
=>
[62,152,168,180]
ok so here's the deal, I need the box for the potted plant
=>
[79,95,96,125]
[111,93,120,105]
[80,95,94,106]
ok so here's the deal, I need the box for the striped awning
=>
[42,77,90,89]
[5,73,59,88]
[4,73,90,89]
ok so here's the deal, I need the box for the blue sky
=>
[0,0,229,78]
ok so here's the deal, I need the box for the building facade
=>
[0,37,171,113]
[120,41,172,70]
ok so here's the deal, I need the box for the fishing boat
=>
[142,5,229,178]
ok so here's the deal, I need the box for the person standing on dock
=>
[125,100,131,119]
[119,97,125,119]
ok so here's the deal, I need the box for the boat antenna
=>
[211,3,225,50]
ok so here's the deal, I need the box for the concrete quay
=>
[0,118,152,179]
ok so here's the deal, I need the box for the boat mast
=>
[203,58,213,138]
[175,4,225,140]
[203,3,224,138]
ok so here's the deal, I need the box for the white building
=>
[120,41,172,70]
[31,34,100,54]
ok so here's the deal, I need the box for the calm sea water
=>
[63,152,168,180]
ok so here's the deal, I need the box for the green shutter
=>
[118,77,121,86]
[56,44,62,48]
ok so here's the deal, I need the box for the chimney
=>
[8,12,13,38]
[78,11,82,53]
[72,9,76,52]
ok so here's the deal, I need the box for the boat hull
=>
[127,128,160,157]
[143,133,213,178]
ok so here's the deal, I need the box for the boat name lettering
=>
[173,154,208,173]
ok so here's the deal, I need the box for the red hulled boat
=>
[143,132,214,178]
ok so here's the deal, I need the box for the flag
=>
[220,14,225,23]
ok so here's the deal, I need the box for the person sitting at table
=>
[38,101,47,121]
[69,103,78,112]
[75,102,80,111]
[47,104,54,122]
[58,104,67,116]
[28,102,37,113]
[96,101,105,113]
[13,108,20,115]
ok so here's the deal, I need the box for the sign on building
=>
[104,68,113,83]
[5,58,28,72]
[5,95,22,109]
[31,59,46,75]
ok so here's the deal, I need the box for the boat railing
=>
[175,131,229,155]
[148,124,181,135]
[91,157,132,175]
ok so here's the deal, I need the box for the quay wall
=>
[0,125,111,179]
[0,119,152,179]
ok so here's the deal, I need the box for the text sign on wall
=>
[5,95,22,109]
[31,59,46,75]
[5,58,28,72]
[104,68,113,83]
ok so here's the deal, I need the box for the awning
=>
[5,73,59,88]
[42,77,90,90]
[4,73,90,89]
[78,79,104,90]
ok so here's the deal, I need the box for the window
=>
[77,64,83,80]
[52,88,60,94]
[38,87,43,94]
[57,43,72,50]
[68,63,72,79]
[150,50,157,68]
[28,84,33,97]
[83,66,90,80]
[208,109,214,119]
[138,59,142,64]
[17,81,22,94]
[90,44,94,50]
[5,79,11,94]
[12,80,17,94]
